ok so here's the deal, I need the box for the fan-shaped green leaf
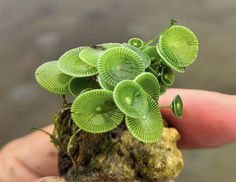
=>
[58,47,98,77]
[71,89,124,133]
[97,47,144,87]
[68,77,99,96]
[97,76,114,91]
[35,61,72,95]
[156,25,199,72]
[171,95,183,117]
[123,43,151,68]
[79,47,105,67]
[113,80,148,118]
[125,96,163,143]
[135,72,160,100]
[100,43,122,49]
[79,88,93,94]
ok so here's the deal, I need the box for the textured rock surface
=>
[37,177,175,182]
[62,127,183,182]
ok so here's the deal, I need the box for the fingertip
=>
[35,176,66,182]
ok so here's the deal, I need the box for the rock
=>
[62,127,183,182]
[37,177,175,182]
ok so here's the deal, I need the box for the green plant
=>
[35,20,198,143]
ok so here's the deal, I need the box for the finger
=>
[159,89,236,149]
[0,125,58,182]
[35,176,65,182]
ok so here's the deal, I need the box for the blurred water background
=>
[0,0,235,181]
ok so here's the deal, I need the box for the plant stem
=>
[67,128,81,166]
[32,127,53,137]
[146,66,158,77]
[62,95,67,106]
[144,19,177,48]
[160,105,171,109]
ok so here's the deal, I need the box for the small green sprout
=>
[35,20,199,143]
[128,37,145,49]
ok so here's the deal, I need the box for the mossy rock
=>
[59,127,183,182]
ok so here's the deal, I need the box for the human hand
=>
[1,89,236,182]
[160,89,236,148]
[0,126,58,182]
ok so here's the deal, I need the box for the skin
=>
[160,89,236,148]
[0,89,236,182]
